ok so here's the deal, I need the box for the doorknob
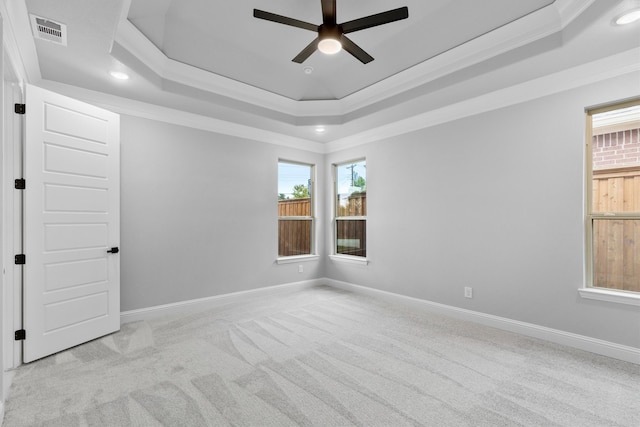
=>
[107,247,119,254]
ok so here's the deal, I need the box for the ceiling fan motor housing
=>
[319,24,341,41]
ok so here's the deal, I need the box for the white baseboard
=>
[119,278,639,364]
[326,279,640,365]
[120,279,324,324]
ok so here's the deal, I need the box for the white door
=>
[23,85,120,363]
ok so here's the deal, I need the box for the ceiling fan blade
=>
[341,6,408,34]
[321,0,337,24]
[254,9,318,32]
[340,35,374,64]
[292,38,320,63]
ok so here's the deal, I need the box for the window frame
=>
[331,158,368,265]
[276,160,317,263]
[582,99,640,306]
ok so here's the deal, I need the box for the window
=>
[585,100,640,296]
[278,161,314,257]
[334,159,367,258]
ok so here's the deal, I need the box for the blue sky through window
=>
[278,162,311,198]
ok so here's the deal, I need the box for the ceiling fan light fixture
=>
[318,38,342,55]
[253,2,408,63]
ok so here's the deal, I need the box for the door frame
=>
[3,77,24,370]
[2,64,23,371]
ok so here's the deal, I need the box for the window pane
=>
[278,162,311,215]
[278,161,313,257]
[592,219,640,292]
[336,160,366,217]
[337,220,366,257]
[278,220,312,257]
[591,105,640,213]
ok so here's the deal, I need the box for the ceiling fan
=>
[253,0,409,64]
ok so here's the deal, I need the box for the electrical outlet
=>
[298,265,303,273]
[464,287,473,298]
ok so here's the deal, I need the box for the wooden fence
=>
[592,166,640,291]
[278,220,312,256]
[592,166,640,212]
[278,198,311,256]
[278,198,310,216]
[338,192,366,217]
[277,195,367,257]
[336,219,366,257]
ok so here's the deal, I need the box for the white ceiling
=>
[15,0,640,147]
[127,0,554,101]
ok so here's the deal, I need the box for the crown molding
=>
[35,47,639,156]
[35,79,327,154]
[113,0,595,119]
[325,47,640,152]
[0,0,41,84]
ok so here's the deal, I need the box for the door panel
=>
[44,223,108,251]
[44,103,109,144]
[44,184,109,212]
[23,84,120,363]
[44,291,109,332]
[44,258,108,291]
[44,143,109,177]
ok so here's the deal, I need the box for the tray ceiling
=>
[127,0,554,101]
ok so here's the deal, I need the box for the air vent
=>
[30,15,67,46]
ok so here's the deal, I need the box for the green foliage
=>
[278,193,287,200]
[354,176,366,190]
[292,184,310,199]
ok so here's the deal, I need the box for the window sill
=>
[328,255,369,266]
[276,255,319,265]
[578,288,640,306]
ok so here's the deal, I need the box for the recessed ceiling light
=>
[315,126,326,133]
[303,66,314,75]
[109,71,129,80]
[615,9,640,25]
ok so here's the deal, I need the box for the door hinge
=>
[15,254,26,265]
[14,103,25,115]
[14,330,26,341]
[14,178,25,190]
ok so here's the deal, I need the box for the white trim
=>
[276,255,320,265]
[28,48,640,156]
[114,20,317,118]
[326,279,640,365]
[120,278,640,364]
[120,279,324,324]
[328,255,369,266]
[578,288,640,306]
[2,80,23,371]
[554,0,596,26]
[2,0,629,157]
[0,0,40,84]
[326,48,640,152]
[35,80,326,154]
[114,0,593,117]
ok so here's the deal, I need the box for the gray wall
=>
[326,73,640,349]
[120,116,325,311]
[118,74,638,349]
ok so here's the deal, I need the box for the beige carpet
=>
[3,285,639,426]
